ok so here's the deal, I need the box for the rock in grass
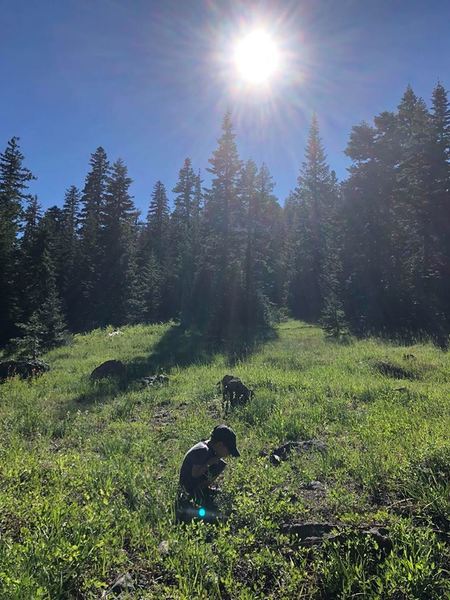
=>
[90,360,126,381]
[101,572,134,598]
[303,480,325,491]
[158,540,170,555]
[139,374,169,387]
[0,360,49,382]
[270,439,327,465]
[281,522,335,538]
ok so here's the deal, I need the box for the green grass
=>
[0,320,449,599]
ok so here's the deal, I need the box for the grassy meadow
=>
[0,320,449,599]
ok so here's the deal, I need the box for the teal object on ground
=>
[198,507,206,518]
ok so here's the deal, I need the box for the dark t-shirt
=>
[179,441,225,495]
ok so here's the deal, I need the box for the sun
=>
[234,30,280,85]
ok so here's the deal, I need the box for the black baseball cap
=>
[211,425,240,457]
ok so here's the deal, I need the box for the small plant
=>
[320,296,350,341]
[10,313,44,359]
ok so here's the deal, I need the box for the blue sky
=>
[1,0,449,214]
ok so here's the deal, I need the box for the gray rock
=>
[139,374,169,387]
[270,439,327,465]
[158,540,170,555]
[304,480,325,491]
[101,571,134,598]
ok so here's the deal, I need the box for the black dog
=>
[221,376,254,413]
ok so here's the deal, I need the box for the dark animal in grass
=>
[216,374,236,395]
[90,359,126,381]
[0,360,49,382]
[222,378,254,413]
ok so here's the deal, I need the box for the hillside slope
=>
[0,321,449,599]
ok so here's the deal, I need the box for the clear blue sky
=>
[1,0,449,214]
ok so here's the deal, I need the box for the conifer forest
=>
[1,83,449,354]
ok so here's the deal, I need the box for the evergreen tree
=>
[32,248,67,350]
[100,158,138,326]
[289,115,338,322]
[17,195,43,321]
[147,180,170,263]
[14,209,67,354]
[60,186,81,329]
[0,137,35,343]
[319,171,347,337]
[240,159,259,332]
[342,115,401,334]
[430,82,450,340]
[192,112,243,336]
[241,161,282,333]
[77,147,110,330]
[141,251,163,323]
[255,163,284,308]
[145,180,170,320]
[396,86,443,335]
[170,158,198,320]
[123,236,147,325]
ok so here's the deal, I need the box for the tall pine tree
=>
[289,115,338,323]
[0,137,35,343]
[60,186,81,329]
[77,147,109,330]
[193,112,243,336]
[143,180,170,320]
[100,158,138,326]
[170,158,198,321]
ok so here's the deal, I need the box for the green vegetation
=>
[0,320,449,599]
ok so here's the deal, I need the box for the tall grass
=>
[0,320,448,598]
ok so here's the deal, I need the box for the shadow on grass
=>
[73,323,277,406]
[126,323,278,378]
[74,377,128,407]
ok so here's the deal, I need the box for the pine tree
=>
[193,112,243,337]
[145,180,170,320]
[289,115,338,322]
[0,137,35,343]
[77,147,110,330]
[170,158,198,320]
[430,82,450,341]
[17,195,43,321]
[33,247,67,350]
[241,161,282,333]
[60,186,81,329]
[100,158,138,326]
[255,163,284,308]
[14,210,67,354]
[397,86,441,334]
[12,312,44,360]
[147,180,170,263]
[240,159,259,333]
[320,171,347,337]
[142,251,163,323]
[123,236,147,325]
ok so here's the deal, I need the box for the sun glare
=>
[234,30,280,85]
